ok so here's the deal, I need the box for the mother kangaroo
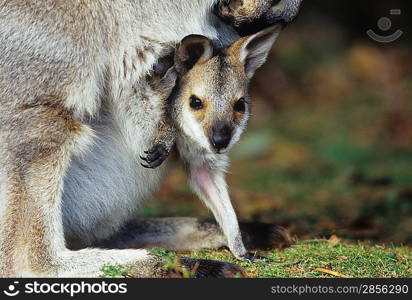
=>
[0,0,302,277]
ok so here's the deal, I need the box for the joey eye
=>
[190,95,203,110]
[234,98,247,113]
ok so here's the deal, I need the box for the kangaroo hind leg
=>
[0,98,164,278]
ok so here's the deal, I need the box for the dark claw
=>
[140,143,170,169]
[146,150,163,163]
[146,157,164,169]
[146,147,157,154]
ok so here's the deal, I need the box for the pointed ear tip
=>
[242,24,282,44]
[164,66,177,78]
[263,24,283,35]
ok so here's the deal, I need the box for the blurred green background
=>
[144,1,412,246]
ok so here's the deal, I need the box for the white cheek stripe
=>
[180,107,249,154]
[227,116,248,151]
[181,109,211,151]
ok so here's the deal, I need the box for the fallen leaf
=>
[314,268,350,278]
[328,235,341,248]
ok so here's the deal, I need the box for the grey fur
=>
[0,0,301,277]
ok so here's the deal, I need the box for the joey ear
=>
[175,35,214,75]
[148,67,178,99]
[156,67,178,99]
[231,24,282,79]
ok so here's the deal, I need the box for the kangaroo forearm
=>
[154,120,177,151]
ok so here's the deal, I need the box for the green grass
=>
[185,239,412,278]
[100,265,131,278]
[99,240,411,278]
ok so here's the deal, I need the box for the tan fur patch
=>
[1,95,86,276]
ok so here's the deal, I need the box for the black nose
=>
[210,121,232,152]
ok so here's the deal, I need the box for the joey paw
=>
[140,143,170,169]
